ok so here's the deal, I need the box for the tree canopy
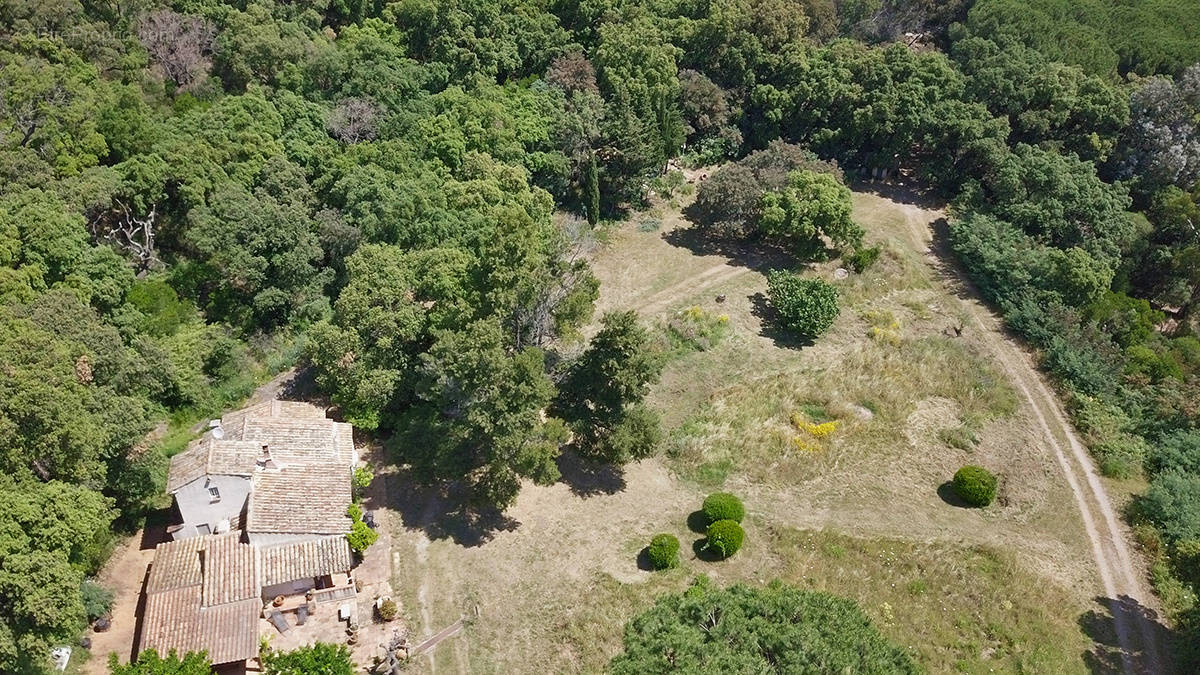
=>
[610,577,918,674]
[4,0,1200,666]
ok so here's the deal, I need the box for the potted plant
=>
[272,595,284,607]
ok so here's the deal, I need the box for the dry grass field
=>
[384,180,1141,674]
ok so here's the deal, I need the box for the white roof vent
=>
[215,519,231,534]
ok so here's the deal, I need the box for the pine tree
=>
[585,150,600,226]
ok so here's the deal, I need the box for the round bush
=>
[706,519,745,558]
[766,271,840,339]
[378,598,398,621]
[952,465,998,507]
[647,533,680,570]
[702,492,745,524]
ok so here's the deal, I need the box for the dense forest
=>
[2,0,1200,671]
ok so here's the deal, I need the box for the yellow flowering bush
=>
[792,437,822,453]
[665,306,731,352]
[790,413,839,437]
[864,309,901,346]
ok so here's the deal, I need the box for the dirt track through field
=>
[636,263,752,315]
[893,194,1164,674]
[623,188,1166,673]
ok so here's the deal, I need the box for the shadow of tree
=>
[662,220,801,274]
[749,292,816,349]
[691,537,726,562]
[687,510,710,534]
[848,178,947,212]
[555,450,627,497]
[279,365,321,402]
[1079,594,1177,674]
[383,467,519,548]
[635,547,654,571]
[135,510,172,550]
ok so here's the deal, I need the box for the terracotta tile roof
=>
[260,536,354,587]
[165,401,357,538]
[145,537,204,593]
[140,534,261,665]
[202,532,260,606]
[246,465,352,535]
[141,592,260,665]
[167,439,261,492]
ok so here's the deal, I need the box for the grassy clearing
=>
[485,526,1091,674]
[392,188,1102,675]
[667,334,1018,488]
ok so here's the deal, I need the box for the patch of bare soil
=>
[82,535,156,672]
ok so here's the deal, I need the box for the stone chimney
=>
[256,444,277,470]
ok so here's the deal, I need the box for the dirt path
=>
[636,263,752,315]
[613,186,1165,672]
[889,191,1165,674]
[83,537,154,672]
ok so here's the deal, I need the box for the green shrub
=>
[647,533,680,570]
[346,504,377,553]
[347,519,378,553]
[1149,430,1200,476]
[766,271,840,339]
[702,492,745,524]
[80,580,114,622]
[845,245,881,273]
[706,519,745,558]
[1140,471,1200,544]
[378,598,398,621]
[352,465,373,500]
[262,642,354,674]
[952,465,998,507]
[1126,343,1184,382]
[1093,433,1149,479]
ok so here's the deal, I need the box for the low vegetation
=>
[662,306,731,353]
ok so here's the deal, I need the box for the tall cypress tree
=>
[585,150,600,225]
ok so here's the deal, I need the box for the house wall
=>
[173,476,251,538]
[262,577,316,601]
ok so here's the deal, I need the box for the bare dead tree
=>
[89,200,161,272]
[328,97,382,144]
[137,9,216,89]
[513,217,598,349]
[546,51,599,95]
